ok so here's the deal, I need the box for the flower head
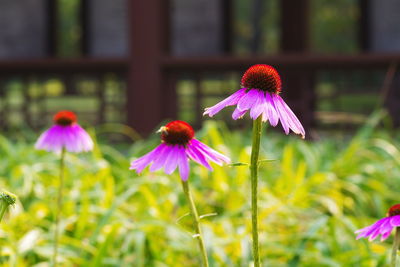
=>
[203,64,305,138]
[355,204,400,242]
[0,190,16,207]
[35,110,94,153]
[130,120,230,181]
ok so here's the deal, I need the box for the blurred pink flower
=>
[35,110,93,153]
[204,64,305,138]
[130,120,230,181]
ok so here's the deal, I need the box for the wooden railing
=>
[0,58,128,129]
[161,53,400,129]
[0,53,399,131]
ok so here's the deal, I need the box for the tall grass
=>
[0,112,398,266]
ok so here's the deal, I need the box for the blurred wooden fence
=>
[0,0,400,133]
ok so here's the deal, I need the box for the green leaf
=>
[258,159,277,164]
[228,162,249,167]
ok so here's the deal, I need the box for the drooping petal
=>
[130,143,166,173]
[237,89,259,112]
[203,88,247,117]
[149,144,169,172]
[368,226,383,241]
[35,124,93,153]
[35,126,62,152]
[355,217,387,239]
[380,230,393,241]
[249,90,265,120]
[177,146,190,181]
[164,145,180,174]
[232,108,247,120]
[186,143,213,170]
[390,215,400,227]
[264,93,279,126]
[190,139,230,165]
[355,217,387,238]
[379,219,394,236]
[64,125,94,152]
[273,94,305,138]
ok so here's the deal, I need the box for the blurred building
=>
[0,0,399,133]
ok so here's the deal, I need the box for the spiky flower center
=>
[389,204,400,217]
[54,110,77,126]
[160,120,194,146]
[241,64,281,94]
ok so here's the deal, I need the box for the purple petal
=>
[149,144,169,172]
[35,124,93,153]
[368,226,382,241]
[379,219,394,235]
[130,144,166,173]
[232,108,247,120]
[186,144,213,170]
[263,93,279,126]
[272,95,290,135]
[381,230,392,241]
[355,217,388,239]
[190,139,230,165]
[177,146,190,181]
[237,89,259,111]
[273,95,305,138]
[164,146,180,174]
[249,91,265,120]
[203,88,247,117]
[391,215,400,227]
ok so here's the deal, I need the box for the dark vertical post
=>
[250,0,265,54]
[80,0,90,56]
[358,0,370,52]
[127,0,168,134]
[385,64,400,127]
[280,0,309,52]
[46,0,58,57]
[279,0,314,133]
[221,0,233,54]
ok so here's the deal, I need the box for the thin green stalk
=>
[392,227,400,267]
[181,179,209,267]
[0,203,9,223]
[0,191,16,223]
[250,116,262,267]
[53,148,66,267]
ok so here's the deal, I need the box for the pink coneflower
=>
[204,64,305,138]
[130,120,230,181]
[35,110,93,153]
[356,204,400,242]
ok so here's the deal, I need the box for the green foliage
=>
[0,117,398,266]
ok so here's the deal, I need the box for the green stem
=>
[392,227,400,267]
[0,191,16,223]
[250,116,262,267]
[181,180,209,267]
[0,203,9,223]
[52,148,66,267]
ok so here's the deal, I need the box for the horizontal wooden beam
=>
[1,52,400,74]
[161,53,400,70]
[0,58,128,73]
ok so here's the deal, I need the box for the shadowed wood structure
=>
[0,0,399,133]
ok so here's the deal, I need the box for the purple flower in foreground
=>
[130,120,230,181]
[35,110,93,153]
[356,204,400,242]
[204,64,305,138]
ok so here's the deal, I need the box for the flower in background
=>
[355,204,400,242]
[130,120,230,181]
[35,110,93,153]
[203,64,305,138]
